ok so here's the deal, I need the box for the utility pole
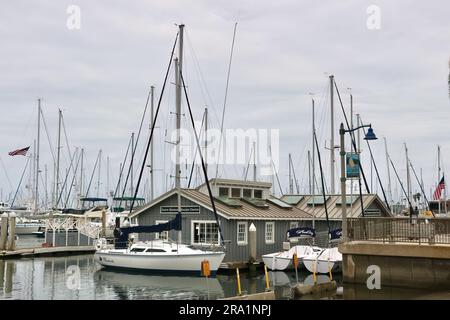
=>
[330,75,335,194]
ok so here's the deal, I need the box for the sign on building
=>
[346,153,360,179]
[160,206,200,214]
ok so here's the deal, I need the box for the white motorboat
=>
[15,219,45,235]
[95,239,225,276]
[302,247,342,274]
[262,245,322,271]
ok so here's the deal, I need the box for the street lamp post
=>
[340,122,377,242]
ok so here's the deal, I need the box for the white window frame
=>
[265,222,275,244]
[289,221,299,229]
[155,220,169,240]
[191,220,220,246]
[236,221,248,245]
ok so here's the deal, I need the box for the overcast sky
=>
[1,0,449,206]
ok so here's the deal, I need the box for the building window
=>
[289,221,299,229]
[243,189,252,198]
[192,221,220,245]
[254,189,263,199]
[265,222,275,244]
[219,187,229,197]
[155,220,168,240]
[231,188,241,198]
[237,221,248,245]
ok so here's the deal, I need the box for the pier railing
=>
[347,217,450,245]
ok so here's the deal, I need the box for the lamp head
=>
[364,127,377,140]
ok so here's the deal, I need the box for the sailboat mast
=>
[405,143,412,208]
[150,85,155,201]
[288,153,293,194]
[308,150,311,194]
[131,132,135,196]
[384,138,392,208]
[253,141,256,182]
[438,145,441,214]
[55,109,62,208]
[175,24,184,245]
[35,99,41,214]
[205,107,208,175]
[329,75,335,194]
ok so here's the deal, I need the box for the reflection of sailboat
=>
[269,271,291,287]
[93,269,224,300]
[303,273,331,285]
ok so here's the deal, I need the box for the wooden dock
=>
[0,245,95,259]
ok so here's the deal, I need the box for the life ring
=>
[95,239,103,250]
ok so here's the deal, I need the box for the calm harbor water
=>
[1,236,449,300]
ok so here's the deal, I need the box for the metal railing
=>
[347,217,450,245]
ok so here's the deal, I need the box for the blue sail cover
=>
[114,213,182,248]
[287,227,316,239]
[329,228,342,242]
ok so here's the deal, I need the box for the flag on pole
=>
[433,176,445,200]
[8,146,30,156]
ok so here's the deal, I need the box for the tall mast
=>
[107,156,110,199]
[78,148,84,208]
[44,164,48,210]
[253,141,257,181]
[405,143,412,207]
[32,139,36,209]
[384,138,392,207]
[312,98,315,196]
[150,85,155,201]
[97,149,102,197]
[35,99,41,214]
[288,153,293,194]
[55,109,62,208]
[350,93,353,198]
[329,75,335,194]
[130,132,135,196]
[308,150,312,194]
[175,24,184,245]
[205,107,208,175]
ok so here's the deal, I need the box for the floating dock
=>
[0,245,95,259]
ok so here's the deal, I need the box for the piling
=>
[264,265,270,291]
[7,212,16,251]
[236,268,242,296]
[0,213,8,251]
[248,223,257,275]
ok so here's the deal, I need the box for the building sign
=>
[160,206,200,214]
[346,153,360,179]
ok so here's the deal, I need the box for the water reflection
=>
[0,254,448,300]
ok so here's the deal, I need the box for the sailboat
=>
[95,24,226,276]
[262,227,321,271]
[302,130,342,274]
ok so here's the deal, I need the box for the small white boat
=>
[302,247,342,274]
[262,245,322,271]
[95,239,225,276]
[15,220,45,235]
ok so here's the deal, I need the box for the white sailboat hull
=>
[303,247,342,274]
[95,249,225,275]
[262,245,322,271]
[15,224,44,235]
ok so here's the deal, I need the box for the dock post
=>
[7,212,16,251]
[236,268,242,296]
[264,265,270,291]
[248,223,257,276]
[0,213,8,250]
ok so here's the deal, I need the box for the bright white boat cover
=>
[262,245,322,271]
[94,239,225,275]
[302,247,342,274]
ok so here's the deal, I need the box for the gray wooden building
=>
[129,179,313,264]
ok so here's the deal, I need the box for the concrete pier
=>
[340,241,450,289]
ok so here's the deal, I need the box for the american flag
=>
[8,146,30,156]
[433,176,445,200]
